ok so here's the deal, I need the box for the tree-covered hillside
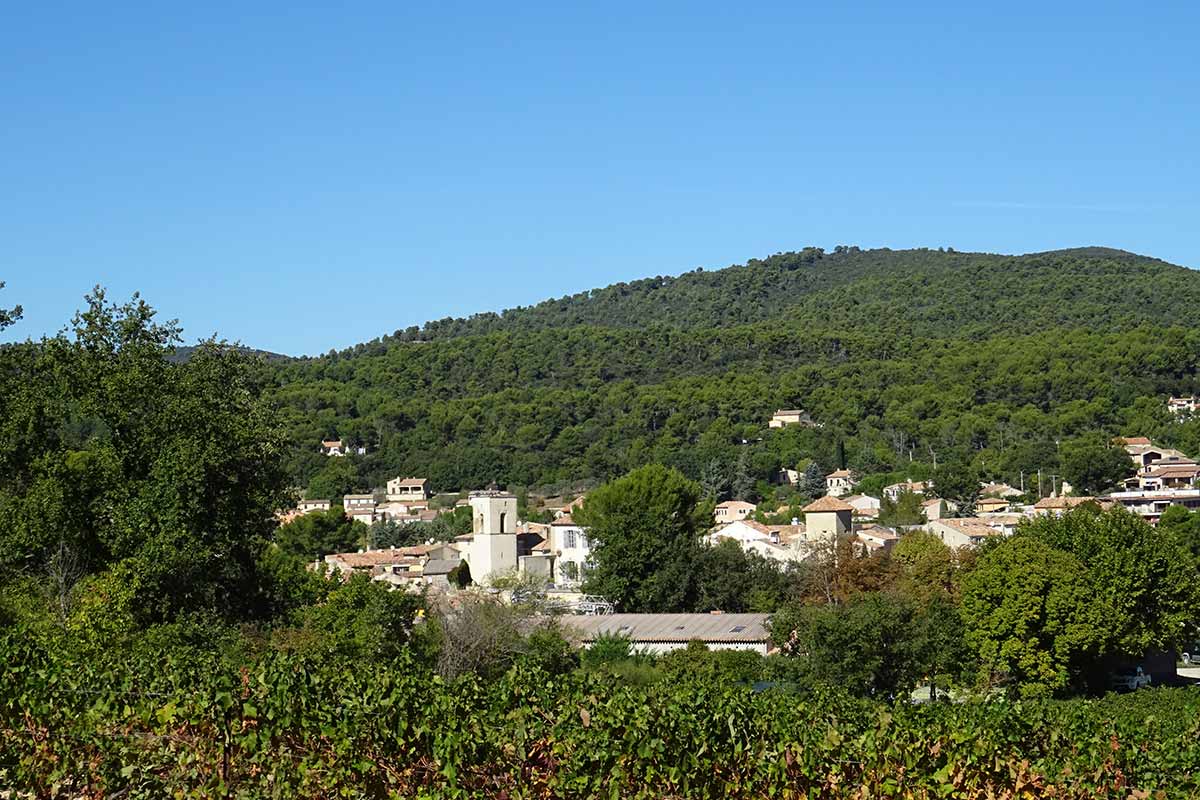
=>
[266,246,1200,496]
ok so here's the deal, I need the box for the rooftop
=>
[567,613,770,643]
[802,495,855,513]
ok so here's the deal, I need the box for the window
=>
[729,625,746,633]
[564,530,577,549]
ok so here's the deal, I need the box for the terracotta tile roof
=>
[716,500,757,511]
[394,477,429,487]
[936,518,1004,539]
[1033,496,1106,510]
[552,514,579,526]
[1146,465,1200,478]
[825,469,853,478]
[803,495,855,513]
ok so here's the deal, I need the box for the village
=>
[279,397,1200,656]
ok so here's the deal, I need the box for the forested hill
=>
[268,246,1200,497]
[338,246,1193,354]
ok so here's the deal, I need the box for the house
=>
[769,409,814,429]
[1119,437,1193,471]
[567,613,772,654]
[844,494,881,518]
[882,480,928,502]
[298,498,331,514]
[322,543,461,590]
[1134,464,1200,491]
[825,469,857,497]
[706,519,805,563]
[926,518,1006,549]
[1031,495,1111,517]
[922,497,954,521]
[550,514,591,586]
[714,500,756,523]
[342,493,377,524]
[976,496,1012,514]
[1108,488,1200,523]
[386,476,430,502]
[802,495,854,543]
[852,523,899,554]
[980,482,1022,499]
[774,467,799,485]
[321,439,345,456]
[1168,396,1200,416]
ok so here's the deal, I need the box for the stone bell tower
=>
[466,489,518,582]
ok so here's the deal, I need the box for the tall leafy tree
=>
[960,536,1109,697]
[0,289,292,624]
[576,464,712,612]
[1059,438,1132,495]
[1021,507,1200,658]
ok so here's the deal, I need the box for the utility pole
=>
[1020,470,1025,495]
[1038,468,1043,498]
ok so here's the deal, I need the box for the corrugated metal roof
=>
[566,613,770,643]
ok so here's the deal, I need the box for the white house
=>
[705,519,805,563]
[825,469,857,497]
[769,409,815,428]
[386,476,430,502]
[1169,396,1200,417]
[321,439,345,456]
[714,500,756,523]
[550,514,591,586]
[883,480,928,502]
[843,494,881,518]
[298,498,331,514]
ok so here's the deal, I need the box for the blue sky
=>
[2,2,1197,355]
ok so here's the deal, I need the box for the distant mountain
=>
[169,344,289,364]
[331,246,1191,354]
[268,246,1200,495]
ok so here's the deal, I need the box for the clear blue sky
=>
[3,2,1197,355]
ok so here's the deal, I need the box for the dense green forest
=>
[265,246,1200,496]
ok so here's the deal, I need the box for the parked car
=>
[1109,670,1152,691]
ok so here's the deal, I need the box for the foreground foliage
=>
[3,628,1198,798]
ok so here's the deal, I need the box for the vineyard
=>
[4,632,1200,799]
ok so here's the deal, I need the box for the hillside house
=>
[882,480,928,502]
[714,500,756,523]
[768,409,815,428]
[321,439,345,456]
[1169,396,1200,416]
[568,613,772,654]
[386,476,430,502]
[1135,464,1200,491]
[1108,488,1200,523]
[980,481,1022,498]
[298,498,331,514]
[922,497,954,521]
[825,469,857,497]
